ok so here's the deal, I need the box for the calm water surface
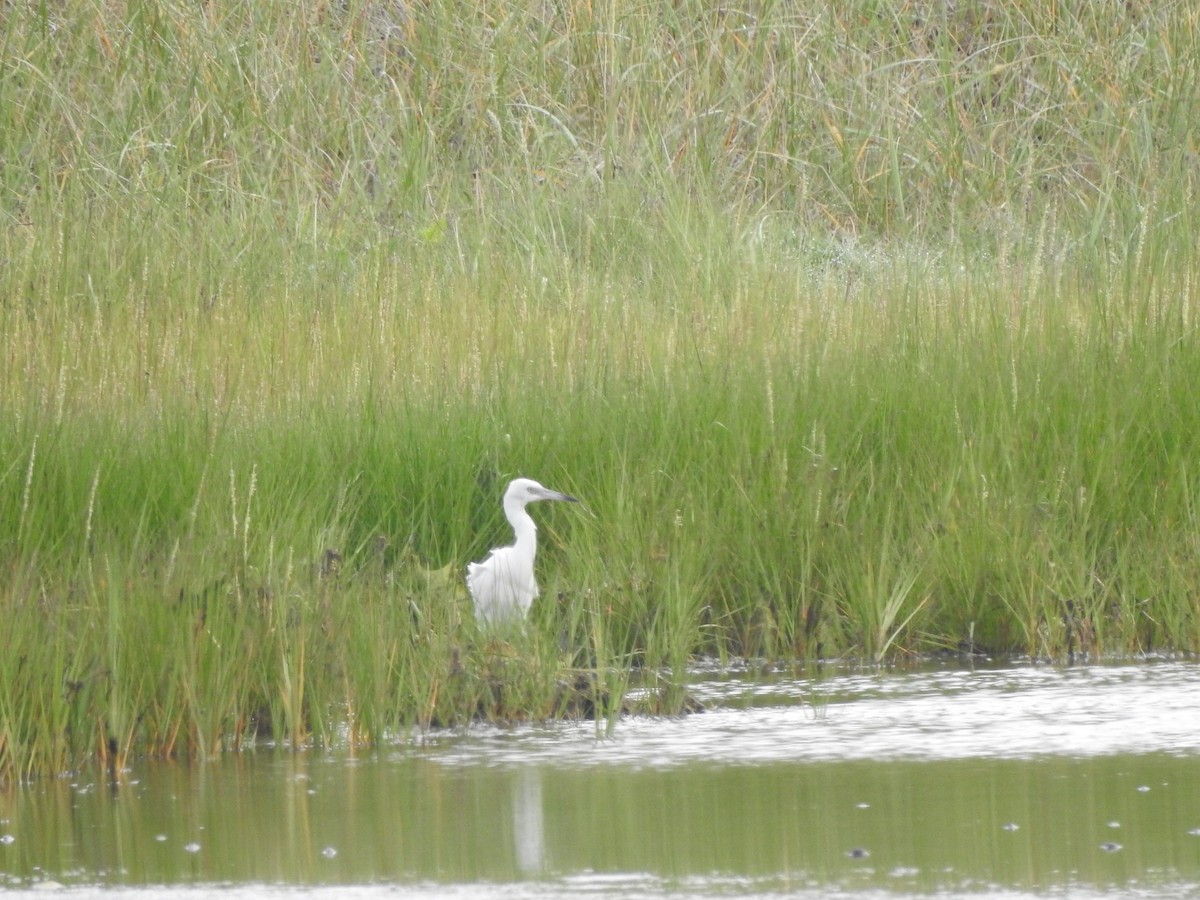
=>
[2,660,1199,899]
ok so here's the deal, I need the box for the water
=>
[2,660,1199,899]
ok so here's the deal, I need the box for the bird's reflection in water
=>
[512,767,546,873]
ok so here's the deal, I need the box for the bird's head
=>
[505,477,579,506]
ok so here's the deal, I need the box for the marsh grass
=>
[3,0,1200,778]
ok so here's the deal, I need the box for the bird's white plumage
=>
[467,478,578,627]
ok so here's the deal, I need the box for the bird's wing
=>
[466,546,536,624]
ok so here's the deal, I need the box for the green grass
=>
[2,0,1200,779]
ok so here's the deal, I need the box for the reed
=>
[2,0,1199,778]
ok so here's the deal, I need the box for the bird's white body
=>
[467,478,578,627]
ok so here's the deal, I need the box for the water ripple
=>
[425,661,1200,770]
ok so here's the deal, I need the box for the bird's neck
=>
[505,503,538,556]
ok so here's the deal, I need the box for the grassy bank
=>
[2,0,1200,778]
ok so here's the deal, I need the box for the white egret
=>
[467,478,579,626]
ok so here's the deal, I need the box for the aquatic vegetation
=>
[2,0,1200,778]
